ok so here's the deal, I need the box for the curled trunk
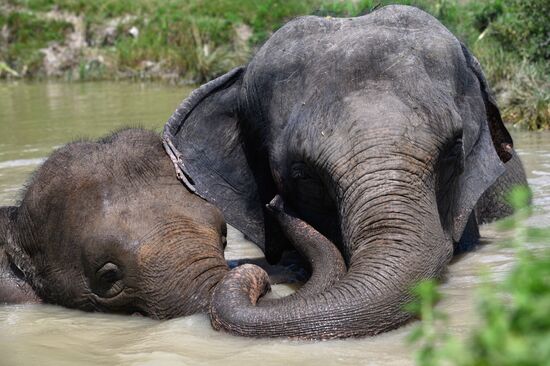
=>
[259,196,347,304]
[210,170,454,339]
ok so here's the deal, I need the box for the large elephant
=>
[163,5,528,338]
[0,129,342,317]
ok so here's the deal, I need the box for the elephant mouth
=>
[89,287,141,314]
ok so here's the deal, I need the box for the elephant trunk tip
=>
[209,264,271,331]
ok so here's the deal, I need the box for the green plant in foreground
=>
[407,186,550,366]
[405,280,453,366]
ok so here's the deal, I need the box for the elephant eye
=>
[93,262,124,298]
[440,136,464,173]
[98,263,119,283]
[290,162,309,180]
[288,161,334,214]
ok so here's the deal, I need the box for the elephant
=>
[0,129,231,317]
[162,5,529,338]
[0,128,343,317]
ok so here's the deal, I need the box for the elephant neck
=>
[1,245,23,283]
[0,244,41,303]
[2,228,42,295]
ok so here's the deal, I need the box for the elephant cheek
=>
[0,276,42,304]
[136,238,228,319]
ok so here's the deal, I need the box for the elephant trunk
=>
[210,156,454,338]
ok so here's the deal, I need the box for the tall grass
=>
[1,0,548,127]
[0,11,73,75]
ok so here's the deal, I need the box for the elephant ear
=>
[1,206,33,275]
[451,44,514,243]
[163,67,265,248]
[0,206,17,247]
[461,44,513,163]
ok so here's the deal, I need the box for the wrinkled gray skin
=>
[164,5,528,338]
[0,129,231,318]
[0,128,345,317]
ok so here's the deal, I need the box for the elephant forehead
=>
[136,220,222,267]
[246,7,468,140]
[262,29,459,90]
[253,5,459,78]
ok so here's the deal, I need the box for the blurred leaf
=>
[506,185,533,211]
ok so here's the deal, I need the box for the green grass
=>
[418,0,550,129]
[1,0,548,127]
[407,186,550,366]
[0,11,72,75]
[2,0,342,81]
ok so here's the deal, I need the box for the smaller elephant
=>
[0,129,230,317]
[0,128,342,318]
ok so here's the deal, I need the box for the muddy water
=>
[0,82,549,366]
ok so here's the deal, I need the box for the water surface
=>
[1,82,549,366]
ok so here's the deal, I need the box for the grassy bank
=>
[0,0,548,128]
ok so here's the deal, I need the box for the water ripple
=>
[0,158,46,170]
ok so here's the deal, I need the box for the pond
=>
[1,81,549,366]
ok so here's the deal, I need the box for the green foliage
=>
[1,0,549,127]
[0,11,72,74]
[463,0,550,130]
[407,186,550,366]
[489,0,550,63]
[314,0,373,17]
[111,4,241,81]
[504,61,549,131]
[6,0,148,18]
[405,280,450,366]
[0,61,19,77]
[506,185,533,212]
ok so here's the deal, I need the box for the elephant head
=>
[0,129,229,318]
[164,5,520,338]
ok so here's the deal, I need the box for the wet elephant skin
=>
[164,5,529,338]
[0,129,230,318]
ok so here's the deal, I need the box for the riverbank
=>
[1,0,548,129]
